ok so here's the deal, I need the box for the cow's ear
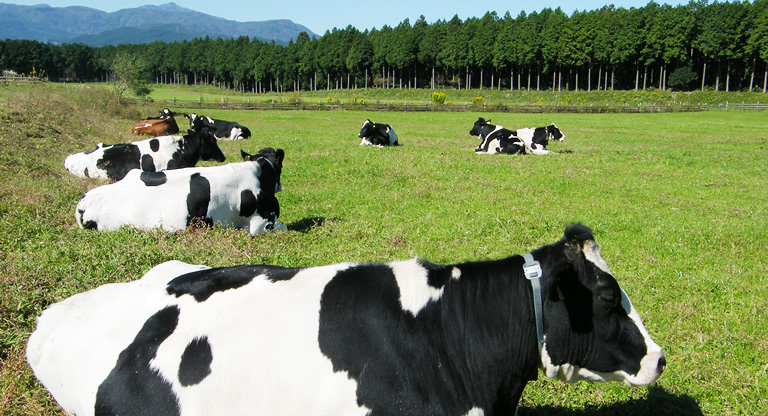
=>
[184,114,190,119]
[241,149,252,161]
[275,149,285,164]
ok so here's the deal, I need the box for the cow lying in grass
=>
[64,118,226,181]
[75,147,285,235]
[184,113,251,140]
[28,224,664,415]
[470,118,565,155]
[358,119,399,146]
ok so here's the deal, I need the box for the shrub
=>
[669,66,699,91]
[431,92,446,105]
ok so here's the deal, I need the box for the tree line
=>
[2,0,768,93]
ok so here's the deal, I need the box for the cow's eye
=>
[598,292,617,306]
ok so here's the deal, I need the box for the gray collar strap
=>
[522,253,545,353]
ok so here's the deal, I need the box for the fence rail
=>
[123,97,768,113]
[0,76,47,83]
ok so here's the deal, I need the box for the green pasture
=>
[0,83,766,415]
[123,82,768,107]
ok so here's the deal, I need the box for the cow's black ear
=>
[241,149,252,161]
[184,114,190,119]
[276,149,285,164]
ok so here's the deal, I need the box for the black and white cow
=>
[511,123,566,155]
[359,119,399,146]
[184,113,251,141]
[27,224,664,416]
[65,121,226,181]
[74,147,285,234]
[469,117,525,155]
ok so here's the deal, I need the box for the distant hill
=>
[0,2,317,46]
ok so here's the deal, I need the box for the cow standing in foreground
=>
[359,119,399,146]
[64,120,226,181]
[74,147,285,235]
[184,113,251,140]
[27,224,664,416]
[470,117,525,154]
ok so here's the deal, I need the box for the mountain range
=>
[0,2,317,46]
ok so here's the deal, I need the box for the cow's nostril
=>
[658,356,667,373]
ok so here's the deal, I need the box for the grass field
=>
[1,83,766,415]
[124,82,768,107]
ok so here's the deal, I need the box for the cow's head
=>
[160,108,173,119]
[196,129,227,162]
[547,123,566,142]
[185,113,214,130]
[186,113,203,131]
[535,224,665,387]
[241,148,285,193]
[358,119,374,138]
[469,117,491,136]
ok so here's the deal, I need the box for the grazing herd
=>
[27,108,666,416]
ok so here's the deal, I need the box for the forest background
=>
[3,0,768,95]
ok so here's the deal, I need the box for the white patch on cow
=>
[390,258,444,315]
[228,127,243,140]
[583,240,610,273]
[26,261,209,416]
[451,267,461,279]
[539,289,664,387]
[464,407,485,416]
[514,128,550,155]
[147,262,371,415]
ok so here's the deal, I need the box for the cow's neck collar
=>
[522,253,545,355]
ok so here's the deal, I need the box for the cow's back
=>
[27,261,208,415]
[27,260,366,416]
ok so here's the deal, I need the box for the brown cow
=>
[132,108,180,136]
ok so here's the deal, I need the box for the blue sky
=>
[8,0,679,35]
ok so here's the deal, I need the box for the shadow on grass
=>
[287,217,338,233]
[519,386,702,416]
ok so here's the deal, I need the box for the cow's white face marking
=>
[451,267,461,280]
[583,240,610,273]
[390,258,444,315]
[464,407,485,416]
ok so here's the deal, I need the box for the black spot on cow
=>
[317,264,469,415]
[186,173,212,227]
[239,189,258,217]
[140,172,167,187]
[167,265,302,302]
[178,337,213,387]
[141,154,156,173]
[97,144,142,181]
[150,139,160,153]
[94,306,181,416]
